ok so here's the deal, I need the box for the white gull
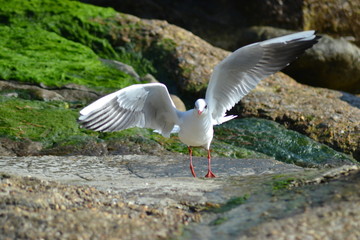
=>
[78,31,320,178]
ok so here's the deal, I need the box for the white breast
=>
[178,109,214,149]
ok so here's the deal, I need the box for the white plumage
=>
[79,30,320,178]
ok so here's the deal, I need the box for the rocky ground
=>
[1,155,359,239]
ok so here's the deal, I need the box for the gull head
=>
[194,99,208,116]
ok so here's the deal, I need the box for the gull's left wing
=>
[205,30,320,124]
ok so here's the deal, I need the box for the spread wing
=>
[78,83,180,138]
[205,30,320,124]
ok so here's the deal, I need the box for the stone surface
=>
[0,80,64,101]
[0,155,304,205]
[1,154,359,239]
[100,58,141,81]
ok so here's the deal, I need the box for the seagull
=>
[78,30,320,178]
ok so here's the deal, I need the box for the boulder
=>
[80,0,360,48]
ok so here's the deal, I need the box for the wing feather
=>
[78,83,180,137]
[205,30,320,124]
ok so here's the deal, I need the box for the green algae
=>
[0,26,134,91]
[0,0,155,90]
[271,175,296,191]
[206,194,250,214]
[0,96,86,147]
[216,118,355,167]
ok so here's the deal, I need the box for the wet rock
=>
[235,73,360,160]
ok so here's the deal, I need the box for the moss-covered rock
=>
[216,118,355,167]
[0,96,84,147]
[0,93,354,167]
[0,26,134,91]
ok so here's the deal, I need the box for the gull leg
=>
[205,149,217,178]
[188,147,197,178]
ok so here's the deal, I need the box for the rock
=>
[80,1,360,94]
[0,172,194,240]
[285,34,360,93]
[81,0,360,48]
[0,138,43,156]
[100,58,141,81]
[53,83,102,102]
[0,0,358,161]
[1,155,359,239]
[0,80,64,101]
[303,0,360,46]
[171,94,186,111]
[140,73,158,83]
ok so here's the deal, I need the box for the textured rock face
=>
[1,155,359,239]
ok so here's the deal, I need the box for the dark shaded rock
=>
[0,138,43,156]
[81,0,360,48]
[0,80,64,101]
[41,138,108,156]
[80,0,304,50]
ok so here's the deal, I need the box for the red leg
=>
[188,147,196,178]
[205,149,217,178]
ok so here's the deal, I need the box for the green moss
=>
[0,0,156,88]
[216,118,355,167]
[0,26,135,91]
[209,217,229,226]
[0,96,86,147]
[0,0,117,57]
[206,194,250,213]
[271,175,296,190]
